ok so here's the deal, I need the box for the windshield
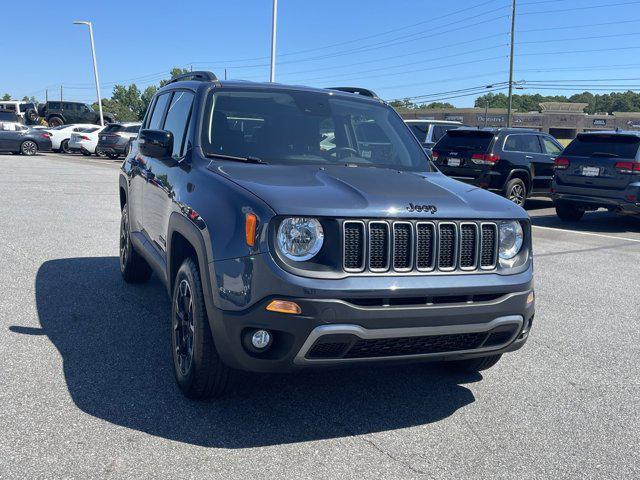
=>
[201,89,431,171]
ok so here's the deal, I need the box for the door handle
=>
[525,155,533,159]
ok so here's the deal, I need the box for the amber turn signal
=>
[245,213,257,247]
[266,300,302,315]
[527,291,535,305]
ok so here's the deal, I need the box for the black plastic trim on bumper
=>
[212,289,534,373]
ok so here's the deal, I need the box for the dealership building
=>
[398,102,640,141]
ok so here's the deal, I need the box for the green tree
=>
[416,102,455,109]
[2,93,11,101]
[140,85,157,118]
[159,68,191,87]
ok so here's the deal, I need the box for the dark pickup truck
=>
[119,72,535,399]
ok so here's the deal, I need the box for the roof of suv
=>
[405,120,463,125]
[160,76,384,104]
[577,130,640,137]
[449,127,541,134]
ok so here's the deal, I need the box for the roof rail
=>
[167,71,221,86]
[327,87,380,100]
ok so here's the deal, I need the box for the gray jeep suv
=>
[119,72,535,399]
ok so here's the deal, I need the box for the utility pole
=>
[225,68,228,80]
[485,101,489,127]
[270,0,278,82]
[506,0,516,127]
[73,20,104,126]
[45,89,48,102]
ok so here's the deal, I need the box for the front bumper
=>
[207,254,535,373]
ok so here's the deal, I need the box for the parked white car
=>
[49,123,97,153]
[68,126,104,156]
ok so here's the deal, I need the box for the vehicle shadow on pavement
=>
[530,209,639,234]
[33,257,478,448]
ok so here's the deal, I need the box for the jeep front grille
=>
[342,220,498,274]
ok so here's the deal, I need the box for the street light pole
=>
[74,20,104,126]
[270,0,278,82]
[506,0,517,128]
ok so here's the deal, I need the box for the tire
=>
[47,116,63,128]
[81,150,92,157]
[443,354,502,373]
[106,152,119,159]
[505,178,527,206]
[60,139,71,154]
[20,140,38,156]
[555,202,585,222]
[172,257,232,399]
[119,206,152,283]
[95,147,105,157]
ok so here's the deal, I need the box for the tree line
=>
[1,68,190,121]
[389,90,640,115]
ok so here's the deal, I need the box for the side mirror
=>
[139,129,173,158]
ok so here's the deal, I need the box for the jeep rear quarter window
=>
[563,134,640,159]
[48,102,61,110]
[435,130,494,152]
[407,123,428,143]
[201,89,431,171]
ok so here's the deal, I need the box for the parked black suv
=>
[432,128,563,205]
[119,72,535,399]
[96,122,140,159]
[552,131,640,220]
[39,101,115,127]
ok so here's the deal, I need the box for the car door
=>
[503,133,549,192]
[143,90,195,253]
[0,123,24,151]
[62,103,77,124]
[532,134,561,192]
[129,94,170,239]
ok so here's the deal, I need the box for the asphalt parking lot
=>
[1,152,639,479]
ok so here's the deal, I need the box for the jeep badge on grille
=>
[406,203,437,214]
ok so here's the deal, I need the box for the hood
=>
[209,163,526,220]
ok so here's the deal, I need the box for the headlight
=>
[498,221,524,260]
[277,217,324,261]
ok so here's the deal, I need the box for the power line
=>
[411,86,510,104]
[519,45,640,56]
[519,17,640,33]
[301,55,507,87]
[519,31,640,45]
[392,82,510,101]
[277,31,508,80]
[519,0,640,15]
[289,45,509,84]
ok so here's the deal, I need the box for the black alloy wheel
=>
[173,279,195,377]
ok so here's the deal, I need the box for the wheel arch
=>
[118,174,128,211]
[505,169,532,192]
[167,212,215,299]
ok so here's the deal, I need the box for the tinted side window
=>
[504,134,541,153]
[148,93,171,130]
[540,136,562,155]
[407,124,428,143]
[432,125,454,143]
[162,91,194,158]
[48,102,61,110]
[125,125,140,133]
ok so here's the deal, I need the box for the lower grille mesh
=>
[307,332,488,360]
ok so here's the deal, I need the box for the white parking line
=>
[532,225,640,243]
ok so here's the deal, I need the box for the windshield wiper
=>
[205,153,267,164]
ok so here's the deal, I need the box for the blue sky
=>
[3,0,640,106]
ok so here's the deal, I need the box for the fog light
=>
[251,329,272,350]
[527,291,535,305]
